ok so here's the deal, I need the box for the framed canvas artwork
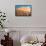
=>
[15,5,32,16]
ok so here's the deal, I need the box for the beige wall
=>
[0,0,46,27]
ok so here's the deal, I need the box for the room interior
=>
[0,0,46,46]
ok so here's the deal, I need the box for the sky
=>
[16,5,32,8]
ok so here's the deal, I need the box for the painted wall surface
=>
[0,0,46,27]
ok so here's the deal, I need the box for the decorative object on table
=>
[15,5,32,16]
[0,10,6,28]
[1,29,13,46]
[20,35,38,45]
[1,33,13,46]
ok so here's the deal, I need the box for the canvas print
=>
[15,5,32,16]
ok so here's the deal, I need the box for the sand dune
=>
[16,8,32,12]
[16,8,32,16]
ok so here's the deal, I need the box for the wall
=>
[0,0,46,27]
